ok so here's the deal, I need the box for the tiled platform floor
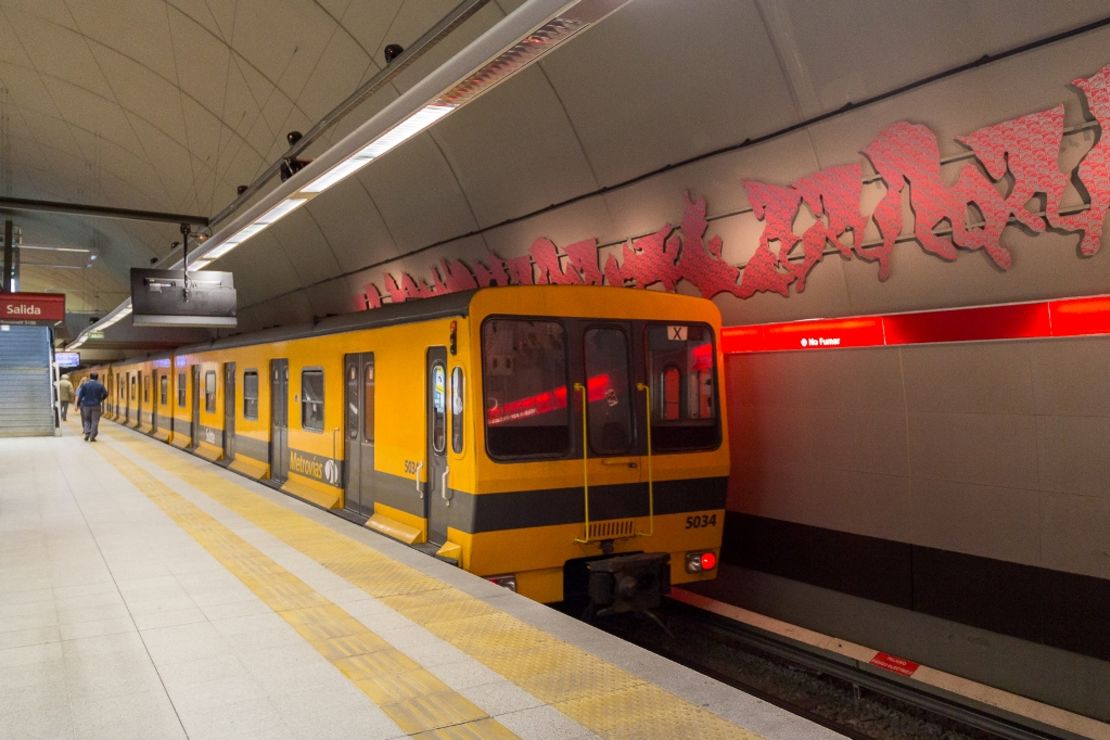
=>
[0,419,837,739]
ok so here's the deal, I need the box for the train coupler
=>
[586,551,670,619]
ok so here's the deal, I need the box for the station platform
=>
[0,419,836,739]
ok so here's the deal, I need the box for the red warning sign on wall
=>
[0,292,66,325]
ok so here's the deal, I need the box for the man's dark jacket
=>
[77,381,108,407]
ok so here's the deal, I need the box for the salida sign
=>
[0,292,65,325]
[355,63,1110,310]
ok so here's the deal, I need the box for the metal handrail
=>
[441,466,451,506]
[572,382,590,544]
[414,461,424,498]
[636,382,655,537]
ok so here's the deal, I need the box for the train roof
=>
[107,285,716,364]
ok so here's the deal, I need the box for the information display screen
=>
[56,351,80,368]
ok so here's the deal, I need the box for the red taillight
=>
[684,551,718,573]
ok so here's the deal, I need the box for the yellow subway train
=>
[88,286,728,606]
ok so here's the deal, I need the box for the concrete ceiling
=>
[2,0,1108,352]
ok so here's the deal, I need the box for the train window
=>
[130,376,136,399]
[432,363,446,454]
[584,327,633,456]
[646,324,720,450]
[177,372,186,407]
[143,375,150,403]
[301,369,324,432]
[482,319,569,459]
[363,359,374,443]
[346,364,358,439]
[160,375,168,405]
[243,371,259,419]
[451,367,463,454]
[205,371,217,413]
[662,365,681,420]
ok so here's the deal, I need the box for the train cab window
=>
[646,324,720,450]
[160,375,168,405]
[451,367,463,454]
[177,372,186,407]
[584,327,633,455]
[661,365,681,420]
[204,371,217,413]
[363,360,374,443]
[243,371,259,420]
[482,319,569,458]
[301,369,324,432]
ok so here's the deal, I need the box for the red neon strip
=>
[723,294,1110,354]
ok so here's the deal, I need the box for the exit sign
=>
[0,292,66,325]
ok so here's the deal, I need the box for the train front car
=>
[458,286,728,609]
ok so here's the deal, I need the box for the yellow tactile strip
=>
[92,442,515,739]
[103,428,760,739]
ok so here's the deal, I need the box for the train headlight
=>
[487,574,517,592]
[685,551,718,573]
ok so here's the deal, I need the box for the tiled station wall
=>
[723,337,1110,663]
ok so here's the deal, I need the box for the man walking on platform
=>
[57,375,74,421]
[76,372,109,441]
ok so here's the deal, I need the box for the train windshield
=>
[482,319,569,458]
[646,323,720,450]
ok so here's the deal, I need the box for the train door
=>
[270,359,289,481]
[581,322,641,493]
[343,353,375,515]
[136,373,144,429]
[151,372,158,434]
[126,373,134,424]
[223,362,236,460]
[425,347,450,544]
[190,365,200,449]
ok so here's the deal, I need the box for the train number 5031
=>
[685,513,717,529]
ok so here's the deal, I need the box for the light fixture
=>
[18,244,92,253]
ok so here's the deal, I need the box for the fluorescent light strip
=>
[257,197,308,224]
[19,244,92,253]
[300,104,456,195]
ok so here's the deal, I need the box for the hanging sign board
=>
[130,268,237,328]
[0,292,65,325]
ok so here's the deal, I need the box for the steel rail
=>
[664,599,1066,740]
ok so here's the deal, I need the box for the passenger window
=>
[143,376,150,403]
[243,371,259,419]
[646,324,720,451]
[160,375,168,405]
[301,369,324,432]
[432,363,446,454]
[451,367,464,454]
[130,376,136,399]
[363,359,374,443]
[205,371,217,413]
[346,364,358,440]
[584,327,633,455]
[483,319,569,458]
[177,372,186,407]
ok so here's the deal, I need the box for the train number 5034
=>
[685,513,717,529]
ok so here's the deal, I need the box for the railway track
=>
[591,598,1071,740]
